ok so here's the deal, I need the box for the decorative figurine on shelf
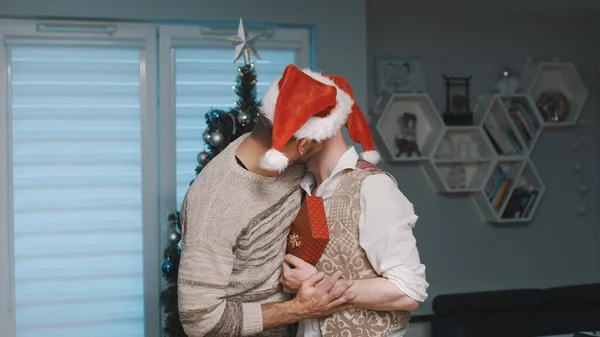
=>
[395,112,421,157]
[447,165,467,189]
[537,90,570,122]
[496,68,520,95]
[442,75,474,126]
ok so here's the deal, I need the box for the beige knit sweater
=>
[178,134,305,336]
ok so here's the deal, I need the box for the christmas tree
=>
[159,18,263,337]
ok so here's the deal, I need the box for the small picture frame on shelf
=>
[375,55,425,94]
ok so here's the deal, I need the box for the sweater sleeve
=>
[177,197,264,336]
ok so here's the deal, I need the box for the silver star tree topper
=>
[223,18,263,65]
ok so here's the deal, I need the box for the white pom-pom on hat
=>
[360,150,381,165]
[259,149,289,173]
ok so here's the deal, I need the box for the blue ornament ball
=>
[161,260,173,277]
[210,110,221,121]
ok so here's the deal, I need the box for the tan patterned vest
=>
[315,160,411,337]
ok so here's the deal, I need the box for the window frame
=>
[0,18,160,337]
[157,24,312,264]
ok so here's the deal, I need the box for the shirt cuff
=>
[242,302,263,336]
[386,274,429,303]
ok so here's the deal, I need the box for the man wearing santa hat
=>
[178,64,370,336]
[274,71,429,336]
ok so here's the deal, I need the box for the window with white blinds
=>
[174,48,296,206]
[9,45,146,337]
[0,20,159,337]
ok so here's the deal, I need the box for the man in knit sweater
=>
[279,82,429,336]
[178,65,367,336]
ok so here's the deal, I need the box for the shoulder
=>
[362,173,396,189]
[360,171,413,209]
[360,174,418,228]
[361,174,400,202]
[355,159,386,174]
[355,160,397,186]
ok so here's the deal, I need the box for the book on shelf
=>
[493,179,512,210]
[501,128,524,154]
[483,114,523,155]
[509,111,532,145]
[506,99,540,147]
[485,166,512,209]
[501,185,539,219]
[484,166,503,196]
[508,99,539,131]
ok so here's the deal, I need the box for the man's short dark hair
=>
[251,113,273,146]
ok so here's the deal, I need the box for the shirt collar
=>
[300,147,359,194]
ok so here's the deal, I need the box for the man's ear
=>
[297,139,312,156]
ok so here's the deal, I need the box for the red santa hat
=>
[259,64,380,172]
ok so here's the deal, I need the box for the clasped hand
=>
[280,254,319,293]
[281,254,355,318]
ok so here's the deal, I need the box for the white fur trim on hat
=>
[259,149,289,172]
[360,150,381,165]
[261,68,354,142]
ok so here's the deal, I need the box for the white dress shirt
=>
[297,147,429,337]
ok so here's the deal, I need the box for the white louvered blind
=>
[10,45,145,337]
[175,48,296,206]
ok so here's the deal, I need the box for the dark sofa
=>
[431,283,600,337]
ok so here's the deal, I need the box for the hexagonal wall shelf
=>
[500,160,545,222]
[372,93,444,162]
[422,126,494,193]
[433,126,494,161]
[471,159,544,224]
[480,95,528,158]
[498,94,543,152]
[520,62,588,127]
[472,159,525,223]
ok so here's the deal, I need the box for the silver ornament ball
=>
[203,131,211,143]
[578,184,589,195]
[572,162,583,173]
[197,151,211,166]
[209,131,224,147]
[168,231,181,244]
[237,111,251,126]
[577,205,586,216]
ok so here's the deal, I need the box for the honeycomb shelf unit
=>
[422,126,494,194]
[472,159,545,224]
[372,60,585,224]
[519,62,588,127]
